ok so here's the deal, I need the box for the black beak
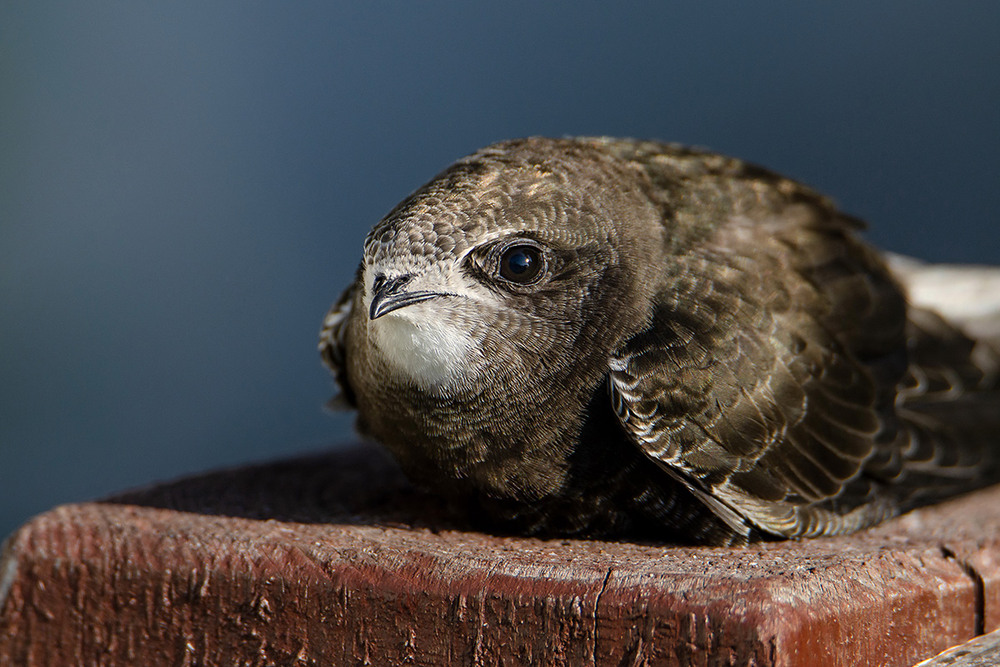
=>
[369,273,446,320]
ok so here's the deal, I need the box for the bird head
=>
[352,138,666,398]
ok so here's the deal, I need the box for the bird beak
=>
[369,273,447,320]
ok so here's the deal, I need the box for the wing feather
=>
[318,280,359,408]
[609,184,1000,538]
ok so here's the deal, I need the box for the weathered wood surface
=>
[1,443,999,667]
[916,627,1000,666]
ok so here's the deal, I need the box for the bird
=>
[319,137,1000,545]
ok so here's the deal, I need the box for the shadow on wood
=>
[2,443,999,666]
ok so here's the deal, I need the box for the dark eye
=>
[498,244,544,284]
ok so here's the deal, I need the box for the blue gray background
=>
[2,2,998,540]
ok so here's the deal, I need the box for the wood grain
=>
[916,628,1000,667]
[2,444,999,666]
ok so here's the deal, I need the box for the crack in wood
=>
[941,544,986,637]
[591,567,613,666]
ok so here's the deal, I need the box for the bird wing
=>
[319,280,359,408]
[879,302,1000,510]
[593,139,1000,539]
[608,198,918,538]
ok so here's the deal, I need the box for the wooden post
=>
[916,628,1000,666]
[2,443,999,666]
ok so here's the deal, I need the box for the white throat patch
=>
[370,306,481,390]
[361,258,489,391]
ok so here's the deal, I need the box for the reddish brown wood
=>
[1,443,998,666]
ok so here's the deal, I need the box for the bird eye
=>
[498,244,544,284]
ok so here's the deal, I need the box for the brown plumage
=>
[319,137,1000,545]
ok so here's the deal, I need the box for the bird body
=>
[320,137,1000,544]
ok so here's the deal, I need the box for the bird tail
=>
[888,254,1000,387]
[883,254,1000,507]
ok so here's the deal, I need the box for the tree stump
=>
[2,443,999,666]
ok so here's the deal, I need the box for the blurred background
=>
[2,2,998,540]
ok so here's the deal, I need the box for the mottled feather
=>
[320,136,1000,544]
